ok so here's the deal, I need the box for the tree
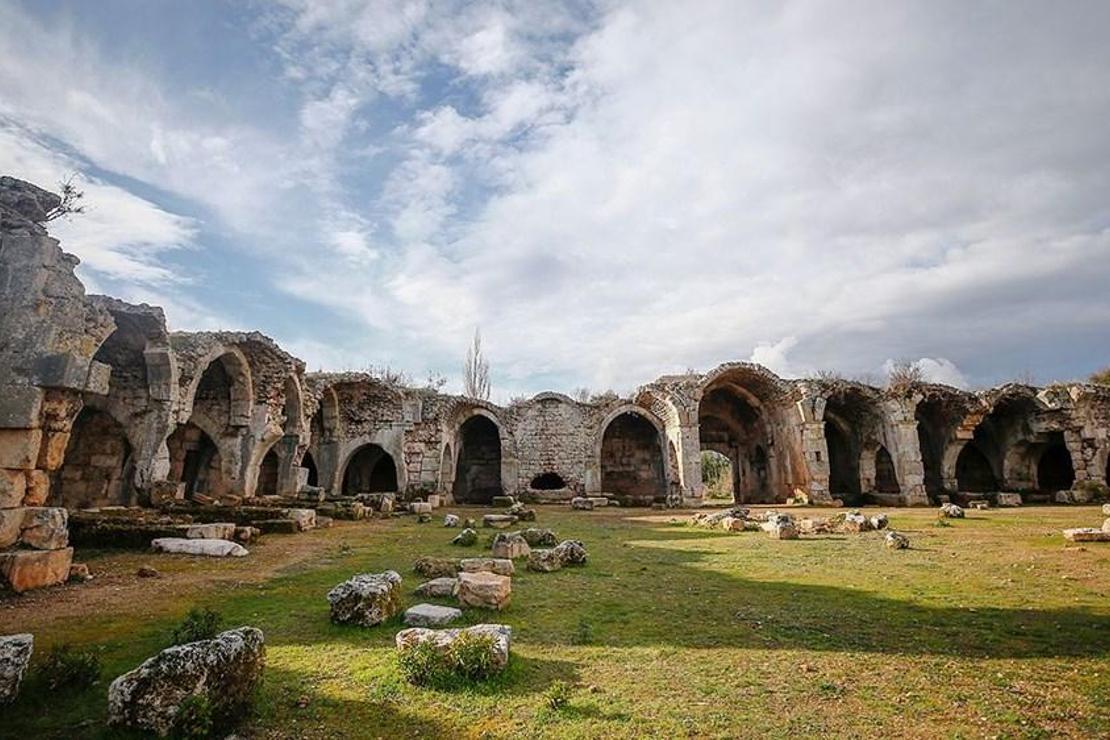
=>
[463,328,491,400]
[44,173,85,222]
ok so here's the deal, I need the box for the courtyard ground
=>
[1,505,1108,739]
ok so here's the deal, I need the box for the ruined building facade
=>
[3,176,1110,590]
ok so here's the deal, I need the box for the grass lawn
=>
[1,505,1108,738]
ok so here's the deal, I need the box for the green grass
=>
[2,505,1109,738]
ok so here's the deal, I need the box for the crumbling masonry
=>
[3,176,1109,590]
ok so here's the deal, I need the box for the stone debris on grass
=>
[940,503,965,519]
[885,531,910,550]
[413,556,459,578]
[108,627,265,737]
[452,528,478,546]
[519,527,558,547]
[327,571,403,626]
[457,571,512,610]
[184,523,236,540]
[395,623,512,674]
[415,577,459,598]
[409,501,433,515]
[403,603,463,627]
[527,539,588,572]
[458,557,515,576]
[491,532,530,559]
[482,514,517,528]
[997,493,1023,507]
[0,633,33,704]
[443,514,460,528]
[150,538,248,558]
[1062,527,1110,543]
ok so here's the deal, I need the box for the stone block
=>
[996,493,1023,507]
[1062,528,1110,543]
[491,532,530,559]
[148,480,184,506]
[570,497,593,510]
[482,514,517,528]
[19,506,68,549]
[36,430,69,471]
[0,386,42,429]
[395,623,511,674]
[30,352,90,391]
[0,469,26,509]
[0,509,22,548]
[286,508,316,531]
[151,538,248,557]
[0,633,33,704]
[403,603,463,627]
[0,547,73,592]
[457,571,512,610]
[426,494,441,509]
[410,501,433,515]
[459,557,515,576]
[86,360,111,395]
[185,523,236,540]
[415,577,459,598]
[0,429,41,469]
[327,571,402,626]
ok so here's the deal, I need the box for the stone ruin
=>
[3,175,1110,591]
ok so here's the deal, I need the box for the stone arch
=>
[257,445,281,496]
[341,443,399,494]
[302,449,319,487]
[598,407,667,506]
[53,407,135,509]
[180,346,253,427]
[1036,438,1075,492]
[283,374,306,437]
[874,445,900,493]
[166,421,224,498]
[531,472,568,490]
[453,413,503,504]
[697,369,778,503]
[824,414,861,501]
[956,442,997,493]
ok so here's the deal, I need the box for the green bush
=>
[544,680,572,710]
[172,607,223,645]
[172,694,214,739]
[398,632,499,688]
[39,644,100,691]
[571,618,594,645]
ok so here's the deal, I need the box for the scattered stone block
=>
[443,514,460,528]
[255,518,298,534]
[798,517,831,535]
[0,633,33,704]
[410,501,433,515]
[766,514,798,540]
[317,515,334,528]
[491,496,516,508]
[426,494,441,509]
[552,539,588,565]
[68,562,92,582]
[570,497,593,511]
[327,571,403,626]
[395,623,512,675]
[415,577,459,598]
[520,527,557,547]
[1103,503,1110,516]
[869,514,889,530]
[1062,528,1110,543]
[527,548,564,572]
[107,627,265,736]
[417,513,432,523]
[404,603,463,627]
[234,526,260,544]
[287,508,317,531]
[19,506,68,549]
[463,517,477,529]
[452,528,478,546]
[491,532,531,559]
[150,538,248,557]
[969,500,990,510]
[587,497,609,508]
[837,511,869,533]
[940,503,965,518]
[413,556,459,578]
[885,531,910,550]
[137,565,160,578]
[185,522,236,540]
[482,514,517,528]
[459,557,515,576]
[0,546,73,592]
[997,493,1023,507]
[457,571,512,610]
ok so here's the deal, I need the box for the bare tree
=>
[886,360,924,393]
[463,328,491,400]
[44,173,85,222]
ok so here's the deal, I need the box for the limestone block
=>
[31,352,90,391]
[22,470,47,506]
[150,538,248,557]
[395,623,512,673]
[327,571,403,626]
[885,531,910,550]
[0,469,26,509]
[491,496,516,508]
[869,514,889,530]
[413,556,459,578]
[1103,518,1110,533]
[185,523,236,540]
[286,508,316,531]
[1062,528,1110,543]
[404,603,463,627]
[457,571,512,610]
[410,501,433,515]
[414,577,459,598]
[0,633,33,704]
[426,494,441,509]
[482,514,517,528]
[36,430,69,470]
[0,429,41,470]
[459,557,515,576]
[68,562,92,581]
[452,528,478,546]
[552,539,587,565]
[570,497,593,510]
[997,493,1023,507]
[0,386,42,429]
[491,532,530,559]
[526,548,563,572]
[19,506,68,549]
[939,503,965,518]
[148,480,184,506]
[107,627,265,737]
[443,514,459,527]
[0,509,22,548]
[520,527,558,547]
[0,547,73,592]
[1102,503,1110,516]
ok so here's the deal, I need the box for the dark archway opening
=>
[874,446,900,493]
[453,416,503,503]
[825,420,862,504]
[343,444,398,494]
[303,451,319,487]
[698,386,772,503]
[956,443,996,493]
[531,472,567,490]
[257,448,280,497]
[1036,442,1074,492]
[167,422,222,498]
[53,407,134,509]
[700,450,734,500]
[600,412,666,505]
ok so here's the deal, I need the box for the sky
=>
[1,0,1108,400]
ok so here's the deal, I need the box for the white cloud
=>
[882,357,970,389]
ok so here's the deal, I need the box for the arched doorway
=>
[167,422,222,497]
[700,450,734,500]
[53,407,134,508]
[956,443,996,492]
[825,419,861,503]
[257,447,280,496]
[302,451,319,487]
[1036,443,1074,492]
[599,411,666,505]
[698,383,773,503]
[874,446,900,493]
[343,444,398,494]
[453,415,502,504]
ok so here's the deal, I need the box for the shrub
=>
[571,619,594,646]
[398,632,499,688]
[39,644,100,691]
[172,694,214,739]
[544,680,572,710]
[172,607,223,645]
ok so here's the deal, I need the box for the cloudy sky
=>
[2,1,1108,398]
